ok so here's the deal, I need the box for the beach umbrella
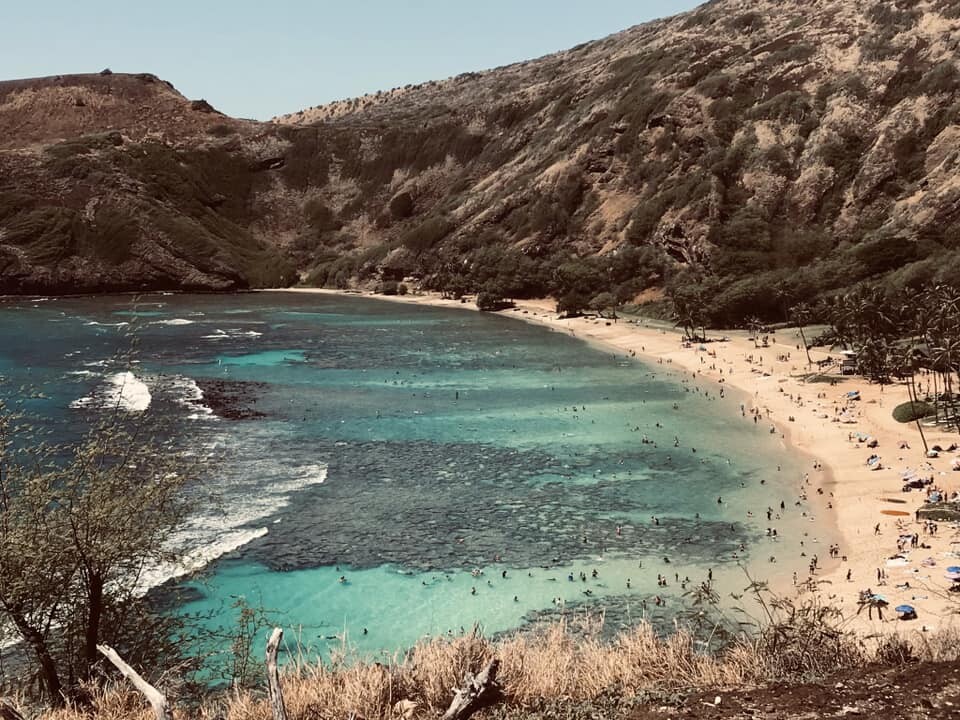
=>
[947,566,960,573]
[945,572,960,581]
[895,604,917,620]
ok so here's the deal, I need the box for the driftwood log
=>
[0,699,25,720]
[96,644,172,720]
[265,627,288,720]
[441,659,503,720]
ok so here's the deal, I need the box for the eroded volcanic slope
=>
[4,0,960,312]
[0,72,294,293]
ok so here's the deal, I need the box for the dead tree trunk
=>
[96,645,171,720]
[265,627,288,720]
[0,699,25,720]
[441,659,503,720]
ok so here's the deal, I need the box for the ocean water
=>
[0,292,830,669]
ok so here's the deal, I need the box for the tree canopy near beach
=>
[813,284,960,433]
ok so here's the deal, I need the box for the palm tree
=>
[746,316,762,348]
[789,302,815,370]
[893,345,930,454]
[931,337,960,432]
[919,285,960,431]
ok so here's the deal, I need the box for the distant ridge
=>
[2,1,960,321]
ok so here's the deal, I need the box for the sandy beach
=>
[272,288,960,638]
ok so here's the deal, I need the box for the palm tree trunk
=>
[948,370,960,433]
[933,371,939,425]
[907,374,930,453]
[797,324,813,370]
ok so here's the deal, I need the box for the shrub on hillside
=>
[207,123,236,137]
[697,72,734,99]
[400,216,452,253]
[935,0,960,19]
[750,91,812,124]
[726,11,764,33]
[866,2,920,30]
[303,198,343,232]
[918,62,960,96]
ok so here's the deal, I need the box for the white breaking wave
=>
[168,375,216,420]
[136,528,268,594]
[136,461,328,594]
[84,321,129,327]
[153,318,194,326]
[70,371,152,412]
[202,328,262,339]
[271,463,328,496]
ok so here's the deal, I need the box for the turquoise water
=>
[0,292,829,670]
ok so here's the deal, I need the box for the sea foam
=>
[70,371,152,412]
[136,527,269,594]
[170,375,216,420]
[135,461,328,594]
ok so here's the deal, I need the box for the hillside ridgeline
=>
[3,1,960,320]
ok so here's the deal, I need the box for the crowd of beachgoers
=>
[283,288,960,638]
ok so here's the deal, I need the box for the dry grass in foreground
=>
[30,607,960,720]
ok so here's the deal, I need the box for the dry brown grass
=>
[26,608,960,720]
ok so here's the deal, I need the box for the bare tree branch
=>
[0,698,25,720]
[265,627,288,720]
[96,644,171,720]
[442,658,503,720]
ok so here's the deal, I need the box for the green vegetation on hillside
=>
[6,2,960,313]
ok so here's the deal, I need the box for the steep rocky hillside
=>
[0,73,293,293]
[4,0,960,318]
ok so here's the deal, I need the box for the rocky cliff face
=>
[4,1,960,317]
[0,72,293,293]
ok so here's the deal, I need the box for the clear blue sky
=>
[3,1,701,120]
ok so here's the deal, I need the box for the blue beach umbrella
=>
[895,605,915,614]
[947,566,960,573]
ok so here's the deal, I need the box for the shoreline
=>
[269,287,960,636]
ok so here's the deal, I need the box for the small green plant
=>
[226,595,276,688]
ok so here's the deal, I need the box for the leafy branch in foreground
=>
[0,397,203,706]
